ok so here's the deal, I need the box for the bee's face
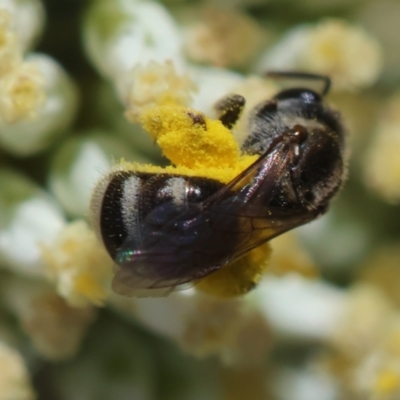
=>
[91,73,347,297]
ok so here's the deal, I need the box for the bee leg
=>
[265,71,331,96]
[186,110,207,129]
[214,94,246,129]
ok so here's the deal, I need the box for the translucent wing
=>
[112,135,323,296]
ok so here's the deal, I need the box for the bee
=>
[91,72,346,296]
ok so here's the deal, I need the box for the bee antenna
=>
[265,71,331,96]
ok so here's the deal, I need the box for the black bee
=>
[91,72,346,296]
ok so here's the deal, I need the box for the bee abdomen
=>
[92,170,224,261]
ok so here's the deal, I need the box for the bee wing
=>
[200,140,322,260]
[112,137,322,296]
[112,203,221,296]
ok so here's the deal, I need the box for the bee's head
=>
[243,87,347,209]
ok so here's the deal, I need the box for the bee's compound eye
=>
[274,88,322,104]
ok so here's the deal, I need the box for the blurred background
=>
[1,0,400,399]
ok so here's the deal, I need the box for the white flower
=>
[188,65,244,116]
[0,169,66,277]
[256,19,383,91]
[364,92,400,203]
[0,61,45,123]
[0,341,35,400]
[41,220,113,307]
[182,6,265,68]
[0,0,45,51]
[254,274,346,340]
[122,60,197,122]
[84,0,185,80]
[1,276,96,361]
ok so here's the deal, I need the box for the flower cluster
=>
[1,0,400,399]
